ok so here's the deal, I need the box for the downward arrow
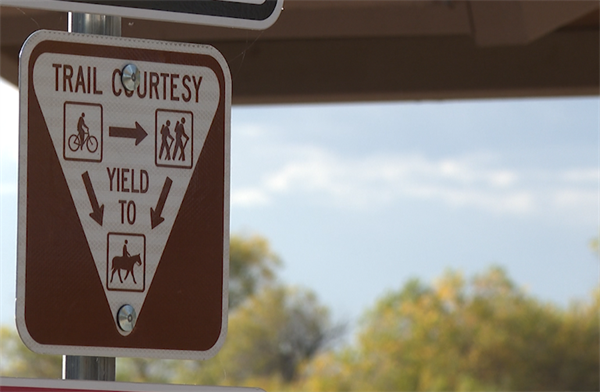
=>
[82,171,104,226]
[151,177,173,229]
[109,122,148,145]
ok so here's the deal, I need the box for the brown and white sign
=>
[16,30,231,359]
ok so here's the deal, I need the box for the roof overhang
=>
[1,0,598,104]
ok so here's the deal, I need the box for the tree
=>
[0,233,282,381]
[175,285,344,387]
[0,326,62,378]
[117,233,283,382]
[228,234,281,309]
[227,285,343,383]
[300,267,600,391]
[590,236,599,259]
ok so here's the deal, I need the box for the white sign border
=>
[2,0,283,30]
[0,377,263,392]
[16,29,231,360]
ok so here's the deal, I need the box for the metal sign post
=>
[69,13,122,36]
[63,12,120,381]
[63,355,116,381]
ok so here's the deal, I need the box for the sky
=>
[1,76,598,334]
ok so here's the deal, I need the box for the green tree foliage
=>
[0,233,282,381]
[118,233,283,382]
[115,357,176,383]
[3,234,597,392]
[175,285,344,387]
[300,267,600,391]
[0,326,61,378]
[590,236,599,259]
[228,234,281,309]
[117,234,340,386]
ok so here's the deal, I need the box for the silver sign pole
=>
[69,12,122,36]
[63,11,121,381]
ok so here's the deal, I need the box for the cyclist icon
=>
[68,112,98,153]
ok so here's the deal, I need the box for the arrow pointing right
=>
[109,122,148,145]
[151,177,173,229]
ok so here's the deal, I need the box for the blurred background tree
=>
[174,284,344,386]
[117,233,284,381]
[0,233,285,381]
[0,326,61,378]
[299,267,600,391]
[590,236,599,259]
[116,233,342,385]
[228,234,281,310]
[1,234,598,392]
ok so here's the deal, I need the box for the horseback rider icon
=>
[110,239,142,284]
[123,239,130,258]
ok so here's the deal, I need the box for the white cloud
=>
[233,123,268,139]
[230,188,270,207]
[230,144,597,223]
[552,189,597,208]
[559,168,598,183]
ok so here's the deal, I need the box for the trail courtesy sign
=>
[16,30,231,359]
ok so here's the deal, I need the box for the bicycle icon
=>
[63,102,103,162]
[68,112,99,153]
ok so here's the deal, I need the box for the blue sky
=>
[1,77,598,332]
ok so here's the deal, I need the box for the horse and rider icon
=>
[110,240,142,284]
[107,233,145,292]
[158,117,189,161]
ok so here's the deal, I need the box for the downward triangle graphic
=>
[33,53,222,334]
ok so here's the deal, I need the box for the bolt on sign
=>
[16,30,231,359]
[1,0,283,30]
[0,377,264,392]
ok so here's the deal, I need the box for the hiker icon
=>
[173,117,190,161]
[155,110,193,169]
[159,120,174,160]
[68,112,99,153]
[110,239,142,284]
